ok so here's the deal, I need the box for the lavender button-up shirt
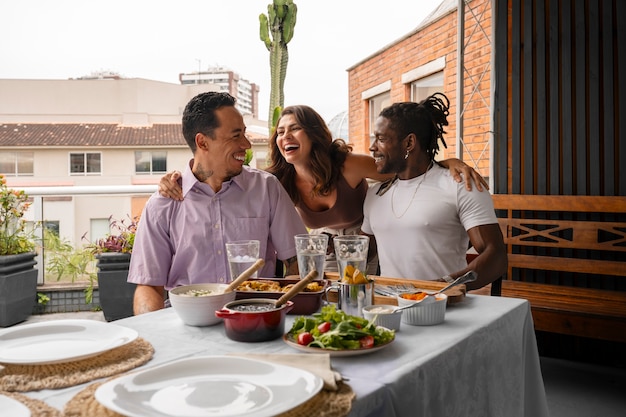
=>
[128,164,306,289]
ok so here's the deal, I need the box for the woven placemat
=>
[0,390,62,417]
[64,379,355,417]
[0,337,154,392]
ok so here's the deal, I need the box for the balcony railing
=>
[19,185,157,284]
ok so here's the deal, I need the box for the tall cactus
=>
[259,0,297,132]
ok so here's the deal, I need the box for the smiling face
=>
[275,114,313,166]
[370,116,407,175]
[193,106,250,188]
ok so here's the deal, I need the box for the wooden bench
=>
[483,195,626,343]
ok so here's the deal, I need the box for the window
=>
[369,92,391,145]
[70,153,101,175]
[90,218,110,243]
[43,221,60,236]
[135,151,167,174]
[410,71,444,103]
[0,152,34,176]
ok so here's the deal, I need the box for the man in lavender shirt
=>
[129,92,307,314]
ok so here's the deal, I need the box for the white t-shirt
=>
[362,164,497,281]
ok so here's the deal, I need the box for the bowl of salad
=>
[169,283,236,326]
[283,305,395,356]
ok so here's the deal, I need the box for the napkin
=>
[229,353,342,391]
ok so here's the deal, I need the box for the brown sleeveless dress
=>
[295,174,368,230]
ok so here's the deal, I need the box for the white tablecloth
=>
[26,294,549,417]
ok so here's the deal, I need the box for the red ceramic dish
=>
[234,279,328,315]
[215,299,294,342]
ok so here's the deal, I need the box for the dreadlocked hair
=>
[379,92,450,159]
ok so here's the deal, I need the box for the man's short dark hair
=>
[182,92,237,151]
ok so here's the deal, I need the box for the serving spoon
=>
[391,271,477,313]
[223,258,266,293]
[427,270,477,295]
[274,270,319,308]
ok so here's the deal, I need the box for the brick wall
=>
[347,0,492,177]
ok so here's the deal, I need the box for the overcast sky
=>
[0,0,441,122]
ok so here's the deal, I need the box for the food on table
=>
[400,292,446,302]
[281,282,324,293]
[237,280,323,293]
[286,305,395,350]
[178,289,215,297]
[341,265,369,284]
[367,306,395,314]
[229,302,276,312]
[399,292,428,301]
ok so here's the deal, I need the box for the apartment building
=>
[179,66,260,118]
[0,78,269,247]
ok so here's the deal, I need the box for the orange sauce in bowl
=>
[400,292,428,301]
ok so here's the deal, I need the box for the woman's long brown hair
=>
[266,105,352,205]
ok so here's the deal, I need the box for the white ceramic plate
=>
[0,319,138,365]
[282,331,395,357]
[95,356,323,417]
[0,394,31,417]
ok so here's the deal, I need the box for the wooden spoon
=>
[274,270,318,308]
[223,258,265,293]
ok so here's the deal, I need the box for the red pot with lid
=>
[215,298,294,342]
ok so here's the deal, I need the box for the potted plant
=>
[0,174,38,327]
[87,215,138,321]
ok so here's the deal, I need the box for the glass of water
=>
[225,240,260,281]
[294,234,328,280]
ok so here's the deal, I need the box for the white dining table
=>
[25,293,549,417]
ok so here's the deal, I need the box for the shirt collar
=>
[181,160,249,196]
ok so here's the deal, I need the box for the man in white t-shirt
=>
[362,93,506,291]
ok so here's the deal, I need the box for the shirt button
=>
[219,277,225,283]
[214,224,219,228]
[217,250,222,255]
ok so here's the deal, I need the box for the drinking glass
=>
[294,234,328,280]
[225,240,260,281]
[333,235,369,281]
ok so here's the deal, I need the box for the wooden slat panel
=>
[536,0,547,194]
[499,280,626,342]
[588,0,601,195]
[601,0,615,196]
[508,254,626,277]
[560,0,573,194]
[494,0,509,194]
[548,0,560,194]
[522,0,534,194]
[618,0,626,196]
[501,218,626,251]
[574,0,587,194]
[492,194,626,212]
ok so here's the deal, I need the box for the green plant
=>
[259,0,297,132]
[44,228,97,303]
[0,174,36,255]
[37,292,50,306]
[87,215,138,254]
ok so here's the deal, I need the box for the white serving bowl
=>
[396,293,448,326]
[362,304,402,331]
[169,283,236,326]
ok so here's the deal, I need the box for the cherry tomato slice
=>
[359,335,375,349]
[297,332,314,346]
[317,321,332,334]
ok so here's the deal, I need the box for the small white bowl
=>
[396,293,448,326]
[362,304,402,331]
[169,283,236,326]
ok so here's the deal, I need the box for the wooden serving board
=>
[323,272,466,305]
